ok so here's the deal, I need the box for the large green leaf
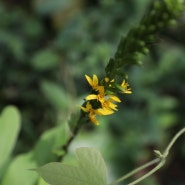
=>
[0,106,21,171]
[1,153,37,185]
[1,123,70,185]
[37,147,108,185]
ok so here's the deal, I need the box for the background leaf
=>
[1,153,37,185]
[0,106,21,177]
[37,147,108,185]
[40,81,70,110]
[1,123,69,185]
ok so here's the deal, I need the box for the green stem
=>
[128,159,165,185]
[109,127,185,185]
[163,127,185,157]
[109,158,160,185]
[57,112,86,162]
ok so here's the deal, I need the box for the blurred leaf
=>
[40,80,70,110]
[34,0,73,15]
[0,31,25,60]
[37,177,49,185]
[1,123,70,185]
[159,113,177,129]
[37,147,108,185]
[32,123,69,165]
[1,153,37,185]
[23,18,44,39]
[158,97,178,110]
[31,49,60,71]
[0,106,21,172]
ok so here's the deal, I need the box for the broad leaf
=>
[1,153,37,185]
[37,147,108,185]
[1,123,69,185]
[0,106,21,171]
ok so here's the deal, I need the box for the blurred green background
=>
[0,0,185,185]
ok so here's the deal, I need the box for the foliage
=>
[37,147,107,185]
[0,0,185,185]
[0,106,21,178]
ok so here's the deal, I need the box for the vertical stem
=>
[57,113,85,162]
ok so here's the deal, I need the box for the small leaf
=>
[37,147,108,185]
[31,49,59,71]
[40,80,70,110]
[33,123,69,165]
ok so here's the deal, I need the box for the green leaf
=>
[34,0,73,15]
[1,153,37,185]
[37,177,50,185]
[1,123,69,185]
[32,123,69,165]
[40,80,70,110]
[37,147,108,185]
[0,106,21,171]
[31,49,60,71]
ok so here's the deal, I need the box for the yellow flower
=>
[121,80,132,94]
[81,101,116,125]
[85,86,121,113]
[101,99,118,111]
[81,102,99,125]
[85,74,99,91]
[85,86,105,103]
[82,74,126,125]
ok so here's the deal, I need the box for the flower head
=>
[82,74,132,125]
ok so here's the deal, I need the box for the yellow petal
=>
[125,89,132,94]
[109,95,121,102]
[80,106,88,112]
[97,86,105,95]
[85,75,93,87]
[89,113,99,125]
[93,74,98,85]
[106,101,118,111]
[96,108,114,115]
[86,94,97,100]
